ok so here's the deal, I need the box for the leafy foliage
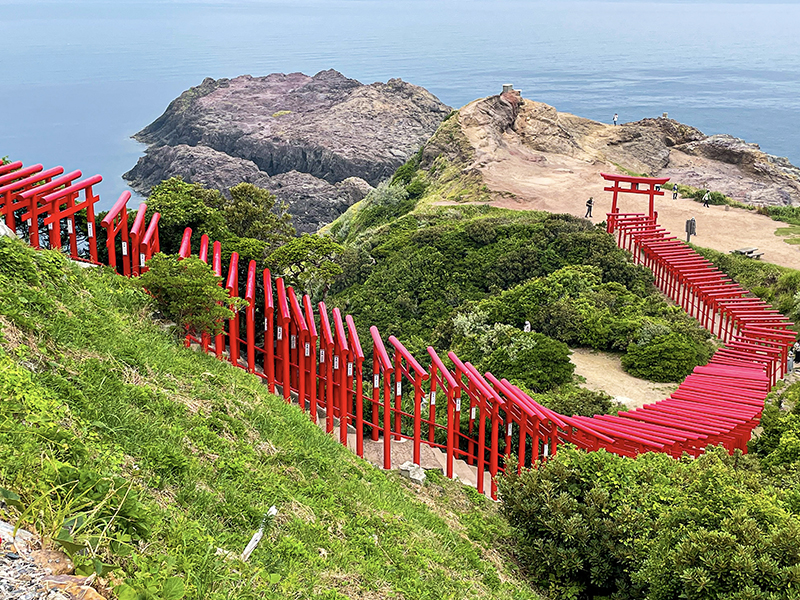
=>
[330,207,712,384]
[143,178,293,262]
[499,445,800,600]
[266,233,343,297]
[451,309,574,391]
[143,178,230,254]
[205,182,294,246]
[757,204,800,226]
[621,333,711,382]
[137,253,247,336]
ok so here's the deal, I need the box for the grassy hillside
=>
[0,236,540,600]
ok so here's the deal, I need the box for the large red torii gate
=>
[602,172,670,233]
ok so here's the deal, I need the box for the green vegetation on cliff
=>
[0,237,539,600]
[328,205,714,388]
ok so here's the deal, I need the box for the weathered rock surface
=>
[263,171,374,234]
[455,94,800,207]
[125,69,450,231]
[126,144,271,192]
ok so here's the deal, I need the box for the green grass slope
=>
[0,237,539,600]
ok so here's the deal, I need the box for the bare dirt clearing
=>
[570,347,679,410]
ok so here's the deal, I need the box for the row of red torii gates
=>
[1,159,795,499]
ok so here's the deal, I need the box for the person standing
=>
[702,190,711,207]
[613,113,618,126]
[585,196,594,218]
[672,183,678,200]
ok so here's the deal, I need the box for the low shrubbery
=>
[329,208,713,388]
[757,204,800,226]
[499,445,800,600]
[451,309,574,391]
[137,253,246,336]
[481,265,713,381]
[621,333,711,382]
[671,182,753,210]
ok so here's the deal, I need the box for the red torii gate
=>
[602,172,670,233]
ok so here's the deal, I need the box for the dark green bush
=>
[537,387,615,417]
[499,446,800,600]
[137,253,247,336]
[621,333,709,382]
[481,328,574,392]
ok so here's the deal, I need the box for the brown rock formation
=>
[125,70,450,232]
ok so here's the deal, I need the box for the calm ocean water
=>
[2,0,799,210]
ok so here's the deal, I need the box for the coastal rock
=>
[125,70,450,231]
[126,144,271,193]
[450,93,800,208]
[263,171,373,234]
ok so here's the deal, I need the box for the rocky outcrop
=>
[125,70,450,231]
[126,144,271,192]
[461,95,800,207]
[263,171,373,234]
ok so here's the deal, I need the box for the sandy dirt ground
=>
[570,347,679,409]
[458,101,800,270]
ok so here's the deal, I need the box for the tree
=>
[144,178,228,255]
[143,178,294,258]
[207,183,295,249]
[137,253,247,337]
[267,234,343,297]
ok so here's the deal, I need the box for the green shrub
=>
[499,446,800,600]
[451,309,573,391]
[758,205,800,226]
[621,333,708,382]
[137,253,246,336]
[537,387,615,417]
[481,327,574,392]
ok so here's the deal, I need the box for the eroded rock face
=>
[263,171,373,234]
[125,70,450,231]
[126,144,271,192]
[505,100,800,206]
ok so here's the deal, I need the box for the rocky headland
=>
[401,87,800,268]
[125,70,451,232]
[453,90,800,207]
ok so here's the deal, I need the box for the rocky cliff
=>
[125,70,451,232]
[513,99,800,206]
[393,89,800,269]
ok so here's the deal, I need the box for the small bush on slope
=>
[0,237,540,600]
[137,253,247,336]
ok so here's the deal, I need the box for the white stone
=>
[0,222,16,239]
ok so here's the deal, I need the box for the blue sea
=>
[2,0,800,210]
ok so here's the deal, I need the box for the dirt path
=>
[570,347,679,409]
[458,100,800,270]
